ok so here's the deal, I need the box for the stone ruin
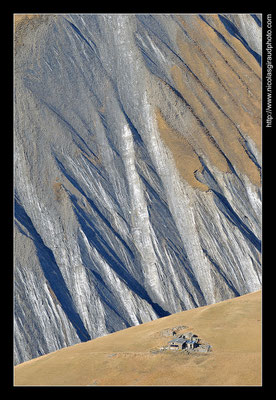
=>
[160,326,188,337]
[158,327,212,354]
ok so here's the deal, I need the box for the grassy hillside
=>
[14,290,261,386]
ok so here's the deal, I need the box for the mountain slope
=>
[14,290,262,386]
[14,14,262,365]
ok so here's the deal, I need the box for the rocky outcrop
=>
[14,14,262,364]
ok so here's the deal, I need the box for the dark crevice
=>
[14,198,91,343]
[202,248,240,297]
[64,17,99,57]
[54,154,135,260]
[51,156,170,318]
[218,15,261,66]
[163,80,240,177]
[211,189,261,252]
[71,196,170,318]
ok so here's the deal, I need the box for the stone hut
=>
[184,332,195,340]
[168,337,187,350]
[167,331,201,351]
[186,340,196,350]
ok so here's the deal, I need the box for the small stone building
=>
[168,332,200,351]
[185,332,195,340]
[186,340,196,350]
[168,337,187,350]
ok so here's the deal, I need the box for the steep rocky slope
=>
[14,14,262,365]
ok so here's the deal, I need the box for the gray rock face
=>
[14,14,262,364]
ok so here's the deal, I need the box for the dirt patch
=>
[169,16,261,187]
[14,14,41,29]
[52,181,64,202]
[14,14,53,49]
[155,107,209,191]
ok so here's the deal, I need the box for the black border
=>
[10,6,271,393]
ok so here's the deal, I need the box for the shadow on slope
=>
[14,198,91,343]
[218,15,261,66]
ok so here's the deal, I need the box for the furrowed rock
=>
[14,14,261,364]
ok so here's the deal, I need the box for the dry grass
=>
[14,290,262,386]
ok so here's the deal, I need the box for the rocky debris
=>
[160,326,188,337]
[193,344,212,353]
[107,353,117,358]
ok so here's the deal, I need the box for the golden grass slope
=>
[14,290,262,386]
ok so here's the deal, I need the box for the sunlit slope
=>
[15,14,261,364]
[14,290,261,386]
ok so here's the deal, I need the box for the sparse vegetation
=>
[14,290,261,386]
